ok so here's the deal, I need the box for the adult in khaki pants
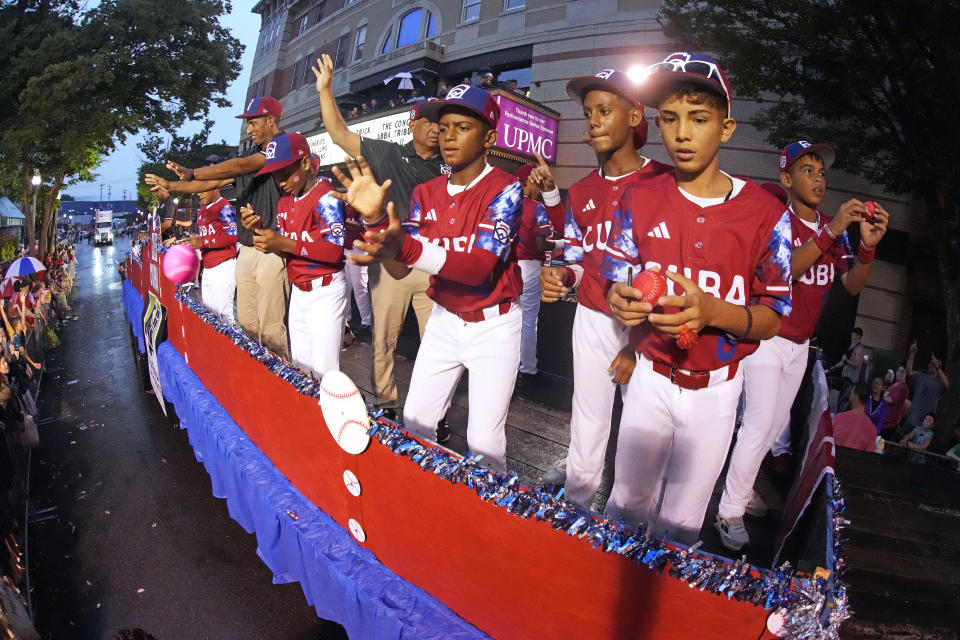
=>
[313,55,447,434]
[146,96,290,359]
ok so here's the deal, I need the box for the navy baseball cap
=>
[638,52,733,116]
[779,140,836,173]
[256,132,310,176]
[409,98,438,122]
[417,85,500,128]
[236,96,283,119]
[566,69,642,108]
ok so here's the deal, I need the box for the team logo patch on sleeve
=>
[493,219,511,243]
[330,222,344,237]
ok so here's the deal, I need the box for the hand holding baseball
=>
[648,270,715,337]
[860,201,889,248]
[607,281,654,327]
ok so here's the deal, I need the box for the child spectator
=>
[900,413,936,463]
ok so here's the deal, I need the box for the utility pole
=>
[122,188,127,201]
[107,186,112,203]
[99,183,104,208]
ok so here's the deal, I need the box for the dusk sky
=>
[63,3,261,201]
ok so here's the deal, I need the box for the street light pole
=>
[30,170,41,255]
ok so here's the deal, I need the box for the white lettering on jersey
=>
[430,234,476,253]
[280,229,315,242]
[643,261,747,305]
[798,262,835,286]
[581,220,611,252]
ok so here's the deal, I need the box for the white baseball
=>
[348,518,366,543]
[343,469,362,497]
[318,370,371,455]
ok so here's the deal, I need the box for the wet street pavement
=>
[29,239,345,639]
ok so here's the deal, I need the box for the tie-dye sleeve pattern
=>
[600,203,639,283]
[219,203,238,237]
[475,181,523,262]
[314,192,346,247]
[534,203,551,238]
[750,209,793,315]
[836,230,854,275]
[562,205,582,264]
[404,188,423,238]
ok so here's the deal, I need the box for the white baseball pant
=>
[563,304,630,507]
[518,259,543,374]
[605,354,743,545]
[344,248,372,326]
[288,271,348,379]
[200,257,236,325]
[718,336,808,518]
[402,303,522,472]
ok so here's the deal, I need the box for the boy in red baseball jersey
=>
[334,85,523,471]
[602,53,793,544]
[536,69,672,506]
[514,162,554,386]
[181,187,238,324]
[240,133,348,378]
[714,141,888,550]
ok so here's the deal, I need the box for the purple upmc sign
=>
[495,94,559,163]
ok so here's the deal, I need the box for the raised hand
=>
[165,160,192,181]
[144,173,170,190]
[330,156,392,223]
[530,151,556,192]
[312,53,335,94]
[150,185,170,201]
[347,202,404,265]
[860,201,889,248]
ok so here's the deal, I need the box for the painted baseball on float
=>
[162,243,201,284]
[318,371,371,454]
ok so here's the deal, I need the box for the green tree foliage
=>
[661,0,960,445]
[0,0,242,255]
[135,122,234,210]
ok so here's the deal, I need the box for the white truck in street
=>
[94,209,114,245]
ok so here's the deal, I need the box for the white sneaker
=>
[714,515,750,551]
[541,458,567,486]
[745,491,769,517]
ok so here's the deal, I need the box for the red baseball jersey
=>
[406,167,523,313]
[603,174,793,371]
[778,210,852,343]
[516,197,551,261]
[276,179,346,285]
[197,197,238,268]
[563,160,673,314]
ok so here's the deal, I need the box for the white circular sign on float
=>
[766,609,786,637]
[318,371,371,454]
[343,469,362,497]
[348,518,366,543]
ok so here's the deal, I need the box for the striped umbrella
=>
[4,256,46,278]
[0,277,19,298]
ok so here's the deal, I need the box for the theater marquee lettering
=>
[307,112,413,166]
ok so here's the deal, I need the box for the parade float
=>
[119,222,849,640]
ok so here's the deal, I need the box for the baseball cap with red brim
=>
[236,96,283,119]
[637,52,733,116]
[409,98,438,122]
[566,69,643,108]
[778,140,836,173]
[515,163,537,182]
[256,132,311,176]
[416,85,500,128]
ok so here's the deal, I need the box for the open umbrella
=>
[5,256,45,278]
[383,71,424,91]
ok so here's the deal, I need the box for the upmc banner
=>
[495,93,559,163]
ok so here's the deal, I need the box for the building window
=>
[314,1,326,24]
[426,11,436,37]
[302,52,316,87]
[504,0,525,10]
[397,9,422,48]
[290,58,306,91]
[353,25,366,62]
[462,0,480,22]
[334,33,349,68]
[297,14,309,36]
[380,27,392,54]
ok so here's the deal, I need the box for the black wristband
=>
[187,167,195,181]
[742,306,753,339]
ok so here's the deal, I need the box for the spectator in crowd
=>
[370,98,379,112]
[881,365,909,438]
[437,82,449,98]
[478,72,496,90]
[902,340,949,436]
[900,412,936,462]
[509,79,522,94]
[864,376,887,434]
[828,327,866,410]
[361,102,371,115]
[833,383,879,452]
[348,106,359,119]
[0,300,41,371]
[406,88,425,103]
[461,76,472,86]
